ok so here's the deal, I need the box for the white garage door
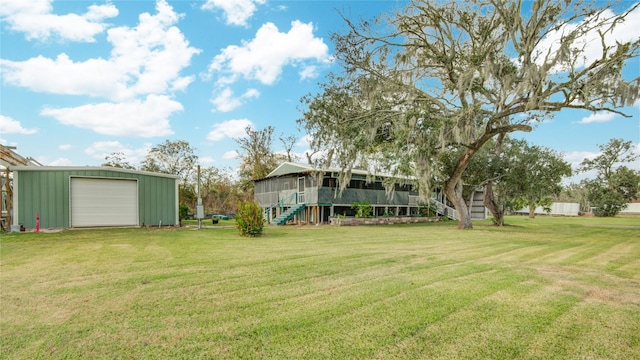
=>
[71,178,138,227]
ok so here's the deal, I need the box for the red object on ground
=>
[36,212,40,232]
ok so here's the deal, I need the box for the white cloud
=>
[534,5,640,69]
[1,54,122,100]
[0,115,38,134]
[85,141,151,164]
[564,150,598,167]
[200,156,216,164]
[222,150,239,160]
[41,94,182,137]
[201,0,265,26]
[296,134,312,147]
[577,112,616,124]
[207,119,253,141]
[59,144,71,150]
[48,157,73,166]
[0,0,200,137]
[0,0,118,42]
[1,0,200,102]
[299,65,319,80]
[211,87,260,112]
[211,88,242,112]
[208,20,330,86]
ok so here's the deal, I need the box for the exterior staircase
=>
[431,198,458,220]
[270,203,306,225]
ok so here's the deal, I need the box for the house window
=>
[323,177,336,188]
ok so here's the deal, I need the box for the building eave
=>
[8,166,180,179]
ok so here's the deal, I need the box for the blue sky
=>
[1,0,639,184]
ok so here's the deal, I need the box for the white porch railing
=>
[432,199,458,220]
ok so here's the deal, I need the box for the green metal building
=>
[11,166,179,229]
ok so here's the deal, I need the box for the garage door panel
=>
[71,178,138,227]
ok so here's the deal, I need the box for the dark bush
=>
[179,203,189,221]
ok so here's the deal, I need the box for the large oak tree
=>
[298,0,639,228]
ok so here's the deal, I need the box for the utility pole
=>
[197,165,203,230]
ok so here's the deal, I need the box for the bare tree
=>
[102,152,135,170]
[235,126,285,193]
[279,133,299,163]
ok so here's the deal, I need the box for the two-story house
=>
[254,162,486,225]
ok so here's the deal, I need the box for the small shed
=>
[10,166,179,229]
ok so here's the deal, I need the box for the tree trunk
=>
[528,206,536,218]
[483,181,505,226]
[442,128,531,229]
[444,177,473,229]
[443,147,479,229]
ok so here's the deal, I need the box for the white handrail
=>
[431,199,458,220]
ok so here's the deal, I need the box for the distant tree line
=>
[102,126,299,217]
[103,124,639,223]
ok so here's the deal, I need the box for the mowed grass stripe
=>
[1,216,639,359]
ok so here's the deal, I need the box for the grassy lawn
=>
[1,216,639,359]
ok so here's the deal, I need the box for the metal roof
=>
[9,166,180,179]
[264,162,411,180]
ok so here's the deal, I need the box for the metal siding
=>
[154,178,160,223]
[164,178,177,225]
[138,176,146,225]
[45,172,58,228]
[17,172,31,228]
[138,175,176,226]
[61,171,71,227]
[16,170,68,228]
[150,177,157,224]
[32,172,42,226]
[161,178,171,223]
[146,177,154,225]
[143,176,152,225]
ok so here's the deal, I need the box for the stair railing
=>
[431,198,458,220]
[279,192,298,213]
[264,192,299,222]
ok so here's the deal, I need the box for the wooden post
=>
[4,167,12,229]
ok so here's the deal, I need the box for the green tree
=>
[140,140,198,185]
[501,140,572,220]
[351,201,373,218]
[140,140,198,208]
[298,0,639,229]
[580,138,640,216]
[443,138,571,225]
[195,166,244,214]
[235,126,285,194]
[102,152,135,170]
[556,183,590,214]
